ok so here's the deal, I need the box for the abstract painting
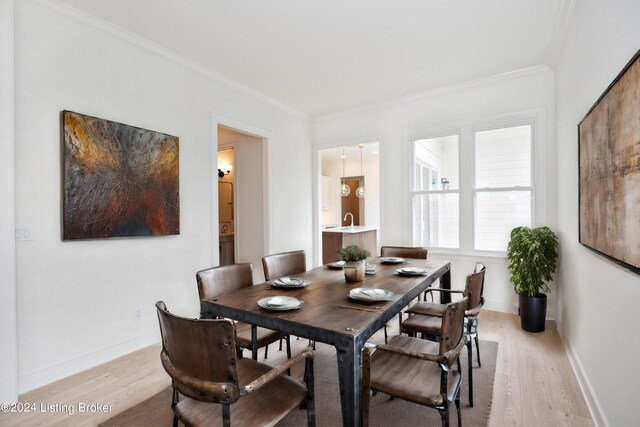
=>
[63,111,179,240]
[578,49,640,273]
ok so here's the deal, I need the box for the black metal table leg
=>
[336,340,362,427]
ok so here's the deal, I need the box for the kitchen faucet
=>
[344,212,354,227]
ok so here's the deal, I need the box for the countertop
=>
[322,226,378,234]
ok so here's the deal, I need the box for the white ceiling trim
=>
[545,0,577,68]
[314,64,552,123]
[36,0,310,121]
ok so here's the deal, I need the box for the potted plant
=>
[338,245,371,282]
[507,226,558,332]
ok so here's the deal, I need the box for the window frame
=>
[471,121,535,253]
[409,112,542,257]
[410,131,462,250]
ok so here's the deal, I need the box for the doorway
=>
[217,125,266,283]
[317,143,380,265]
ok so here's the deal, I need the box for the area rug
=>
[100,341,497,426]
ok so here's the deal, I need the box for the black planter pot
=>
[519,293,547,332]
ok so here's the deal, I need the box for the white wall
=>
[12,0,312,392]
[313,68,556,316]
[555,1,640,425]
[0,0,18,404]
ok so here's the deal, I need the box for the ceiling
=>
[57,0,569,117]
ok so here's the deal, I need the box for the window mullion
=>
[459,125,474,252]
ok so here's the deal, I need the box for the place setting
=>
[379,256,406,265]
[326,260,346,269]
[365,263,376,275]
[257,296,304,311]
[271,276,310,288]
[348,287,394,302]
[395,266,429,276]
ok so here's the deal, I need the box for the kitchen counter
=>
[322,226,378,234]
[322,227,377,264]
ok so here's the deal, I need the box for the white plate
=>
[396,267,428,276]
[273,277,309,288]
[365,264,376,276]
[257,296,302,311]
[380,257,405,264]
[348,288,394,302]
[327,261,346,269]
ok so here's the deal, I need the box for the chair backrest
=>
[465,264,486,311]
[439,297,467,354]
[196,263,253,301]
[380,246,428,259]
[156,301,240,404]
[262,250,306,281]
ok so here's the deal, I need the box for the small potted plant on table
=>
[507,226,558,332]
[338,245,371,282]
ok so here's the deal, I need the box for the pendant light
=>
[356,144,365,198]
[339,147,351,197]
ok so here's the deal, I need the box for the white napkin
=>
[361,289,386,296]
[279,277,300,285]
[268,297,285,306]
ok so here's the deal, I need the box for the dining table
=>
[200,257,451,427]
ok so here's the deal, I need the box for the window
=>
[474,125,532,251]
[411,121,535,253]
[411,135,459,249]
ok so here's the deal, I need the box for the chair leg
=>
[384,323,388,344]
[286,335,292,359]
[439,408,450,427]
[475,333,481,367]
[222,404,231,427]
[455,390,462,427]
[251,326,258,360]
[264,343,269,359]
[467,338,474,407]
[171,388,179,427]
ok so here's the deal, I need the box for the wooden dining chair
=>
[156,301,315,427]
[380,245,428,260]
[379,245,429,343]
[362,297,467,427]
[399,264,486,407]
[196,263,291,361]
[262,250,315,350]
[262,250,306,281]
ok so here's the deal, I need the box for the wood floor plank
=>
[0,310,593,426]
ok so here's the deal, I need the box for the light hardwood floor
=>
[0,310,593,426]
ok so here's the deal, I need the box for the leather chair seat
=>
[369,335,461,407]
[234,322,284,350]
[406,301,446,317]
[174,358,308,427]
[401,313,443,335]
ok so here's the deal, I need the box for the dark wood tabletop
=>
[200,257,451,427]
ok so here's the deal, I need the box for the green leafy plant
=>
[337,245,371,262]
[507,226,559,297]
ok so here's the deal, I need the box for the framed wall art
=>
[62,111,179,240]
[578,49,640,273]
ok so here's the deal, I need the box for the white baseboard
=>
[483,298,517,314]
[19,331,160,394]
[564,342,609,427]
[483,297,556,320]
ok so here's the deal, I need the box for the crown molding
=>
[33,0,310,121]
[546,0,577,68]
[314,65,553,123]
